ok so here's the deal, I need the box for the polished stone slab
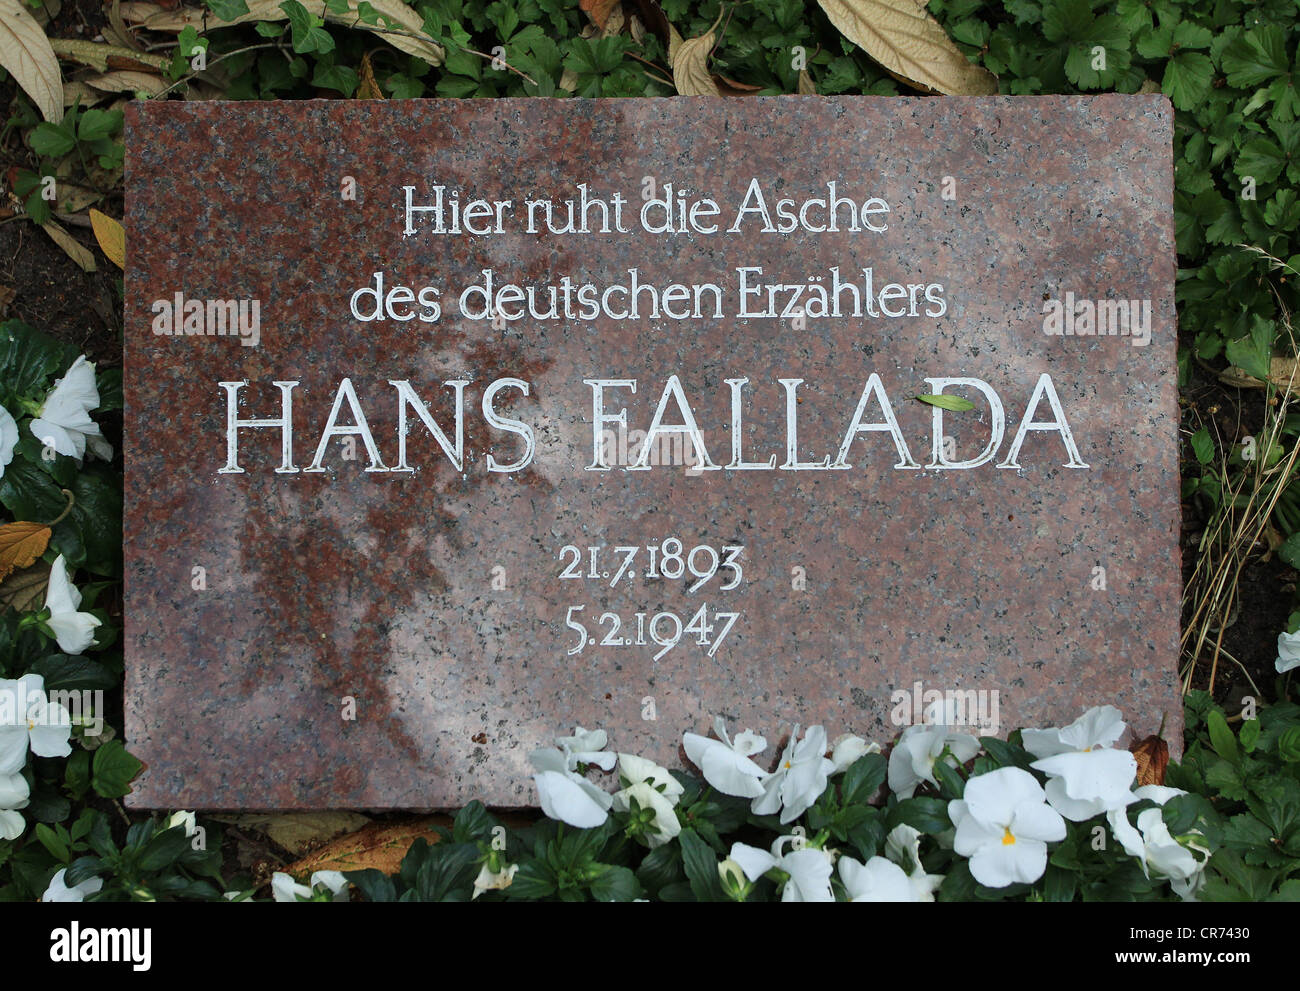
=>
[124,95,1180,808]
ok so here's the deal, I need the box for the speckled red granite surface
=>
[124,96,1181,809]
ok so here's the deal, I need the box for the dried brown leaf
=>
[356,52,383,99]
[214,811,373,855]
[0,522,51,583]
[815,0,997,95]
[83,70,168,96]
[0,0,64,122]
[672,14,723,96]
[283,817,449,877]
[580,0,619,29]
[40,220,96,273]
[117,1,444,67]
[1131,734,1169,787]
[0,561,51,613]
[48,37,168,73]
[798,68,817,94]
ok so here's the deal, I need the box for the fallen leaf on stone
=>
[41,220,97,273]
[117,0,444,67]
[0,0,64,122]
[1131,733,1169,787]
[282,817,449,877]
[89,210,125,270]
[0,522,52,583]
[815,0,997,95]
[0,561,51,613]
[673,13,723,96]
[214,811,373,855]
[915,393,975,411]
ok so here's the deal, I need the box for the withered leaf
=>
[0,560,51,613]
[815,0,997,96]
[356,52,383,99]
[89,209,125,270]
[0,521,52,583]
[1131,734,1169,787]
[672,14,723,96]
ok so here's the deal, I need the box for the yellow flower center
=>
[1001,827,1016,846]
[784,760,792,769]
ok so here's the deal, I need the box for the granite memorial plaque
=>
[124,95,1181,808]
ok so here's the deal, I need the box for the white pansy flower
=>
[42,868,103,902]
[165,810,198,837]
[29,355,113,464]
[753,724,836,824]
[1277,630,1300,673]
[612,780,681,847]
[1021,705,1126,759]
[883,823,945,900]
[0,406,17,481]
[949,767,1066,887]
[617,752,684,800]
[839,855,921,901]
[830,733,880,773]
[729,836,834,903]
[271,870,350,902]
[529,747,612,828]
[0,673,73,774]
[1109,806,1208,899]
[1031,747,1138,821]
[472,861,519,899]
[887,721,981,799]
[683,717,770,799]
[43,555,102,656]
[555,726,616,771]
[0,771,30,840]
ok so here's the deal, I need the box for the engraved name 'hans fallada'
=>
[214,372,1089,476]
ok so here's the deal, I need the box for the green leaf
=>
[77,109,123,143]
[1163,52,1213,111]
[137,827,191,872]
[587,863,642,901]
[28,654,117,692]
[1221,27,1289,88]
[839,753,886,806]
[1239,718,1261,753]
[29,123,76,159]
[888,797,952,834]
[35,823,69,863]
[679,828,725,901]
[0,321,75,406]
[92,740,143,798]
[1223,317,1274,381]
[914,394,975,411]
[1206,710,1239,763]
[1190,427,1214,466]
[343,868,397,902]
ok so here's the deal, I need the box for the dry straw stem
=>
[1181,273,1298,695]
